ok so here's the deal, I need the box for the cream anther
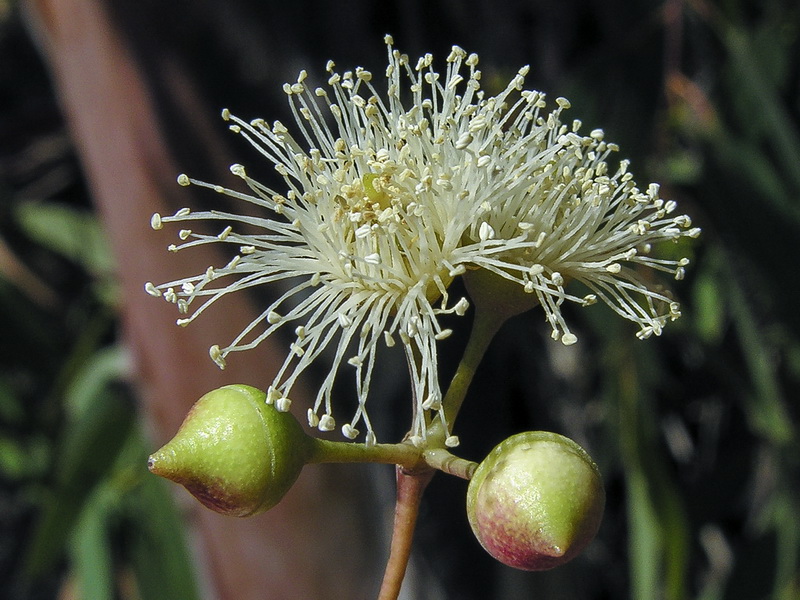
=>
[318,415,336,432]
[479,222,495,242]
[561,333,578,345]
[209,345,226,369]
[454,298,470,316]
[342,424,359,439]
[267,387,281,404]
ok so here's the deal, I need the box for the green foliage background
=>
[1,0,798,598]
[0,4,200,598]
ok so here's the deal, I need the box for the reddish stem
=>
[377,465,435,600]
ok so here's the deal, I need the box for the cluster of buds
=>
[150,386,605,570]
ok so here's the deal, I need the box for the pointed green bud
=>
[467,431,604,570]
[148,384,312,517]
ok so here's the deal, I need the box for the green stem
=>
[376,299,507,600]
[307,438,424,470]
[424,448,478,480]
[307,303,504,476]
[428,304,505,445]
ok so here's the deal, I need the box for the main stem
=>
[377,466,435,600]
[377,305,505,600]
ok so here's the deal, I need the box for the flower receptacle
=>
[463,267,539,320]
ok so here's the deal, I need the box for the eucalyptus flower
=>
[146,35,698,445]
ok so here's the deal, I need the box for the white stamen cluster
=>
[146,35,699,445]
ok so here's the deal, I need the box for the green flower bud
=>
[148,384,312,517]
[466,431,605,570]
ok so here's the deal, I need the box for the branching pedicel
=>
[146,35,698,598]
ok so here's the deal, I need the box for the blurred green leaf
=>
[692,270,726,345]
[727,271,793,445]
[105,427,202,600]
[22,387,136,580]
[13,201,114,277]
[663,149,703,186]
[605,332,690,600]
[705,130,795,222]
[64,345,129,418]
[0,435,27,479]
[125,469,202,600]
[627,468,663,600]
[0,428,49,481]
[70,489,115,600]
[771,489,800,600]
[720,23,800,198]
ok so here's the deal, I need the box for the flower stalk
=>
[376,301,506,600]
[378,467,435,600]
[307,437,424,470]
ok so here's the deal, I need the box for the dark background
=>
[1,0,799,598]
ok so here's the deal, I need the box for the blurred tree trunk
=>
[22,0,380,598]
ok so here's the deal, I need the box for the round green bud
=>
[466,431,605,570]
[148,384,312,517]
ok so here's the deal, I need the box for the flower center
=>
[362,173,392,210]
[329,169,451,304]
